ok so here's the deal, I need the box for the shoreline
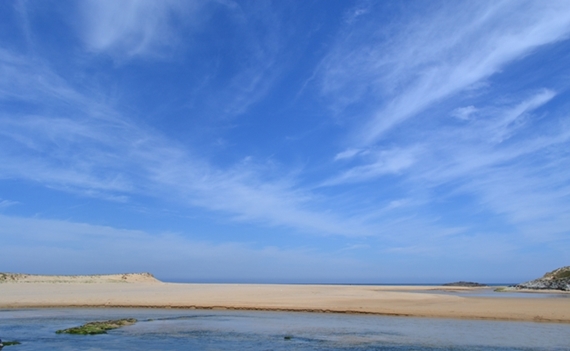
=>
[1,281,569,323]
[2,302,568,323]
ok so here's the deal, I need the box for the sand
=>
[1,274,568,323]
[0,272,158,284]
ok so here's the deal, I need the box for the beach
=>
[0,274,568,323]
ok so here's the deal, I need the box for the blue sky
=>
[1,0,569,283]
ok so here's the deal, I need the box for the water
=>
[413,287,570,299]
[1,308,569,350]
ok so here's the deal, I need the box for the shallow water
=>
[416,288,570,299]
[1,308,569,350]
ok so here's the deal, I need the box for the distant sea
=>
[162,281,570,299]
[162,279,520,285]
[1,308,569,351]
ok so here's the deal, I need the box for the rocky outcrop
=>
[443,281,487,287]
[515,266,570,291]
[56,318,137,335]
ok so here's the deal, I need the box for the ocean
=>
[1,308,569,350]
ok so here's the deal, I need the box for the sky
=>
[1,0,569,284]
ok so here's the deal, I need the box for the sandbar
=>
[0,274,568,323]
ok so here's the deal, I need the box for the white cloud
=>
[482,89,555,144]
[417,91,565,185]
[318,1,570,144]
[3,213,558,283]
[0,115,371,236]
[451,106,477,120]
[314,2,570,241]
[78,0,203,58]
[323,82,570,241]
[334,148,363,161]
[343,5,370,25]
[414,95,570,238]
[385,199,409,211]
[0,215,371,282]
[2,1,569,279]
[0,199,19,209]
[0,50,372,237]
[0,49,85,105]
[325,147,418,185]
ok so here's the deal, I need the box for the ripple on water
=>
[0,308,569,351]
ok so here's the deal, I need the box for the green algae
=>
[2,341,21,346]
[56,318,137,335]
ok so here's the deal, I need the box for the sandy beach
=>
[1,274,568,323]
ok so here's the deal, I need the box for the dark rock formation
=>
[515,266,570,291]
[443,281,487,287]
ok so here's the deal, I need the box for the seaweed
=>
[56,318,137,335]
[1,341,22,346]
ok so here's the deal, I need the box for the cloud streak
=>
[325,147,418,185]
[0,48,372,237]
[315,1,570,242]
[403,91,569,239]
[318,1,570,143]
[78,0,203,58]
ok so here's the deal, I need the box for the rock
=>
[515,266,570,291]
[56,318,137,335]
[443,281,487,287]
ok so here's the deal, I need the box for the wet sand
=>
[1,280,568,323]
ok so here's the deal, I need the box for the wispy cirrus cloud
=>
[315,1,570,241]
[451,106,477,121]
[404,91,570,239]
[0,48,372,237]
[334,148,365,161]
[2,0,569,282]
[416,91,565,185]
[318,0,570,144]
[196,1,287,119]
[74,0,286,124]
[325,147,419,185]
[77,0,204,58]
[2,2,348,235]
[0,199,19,209]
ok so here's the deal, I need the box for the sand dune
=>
[1,274,568,323]
[0,272,159,284]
